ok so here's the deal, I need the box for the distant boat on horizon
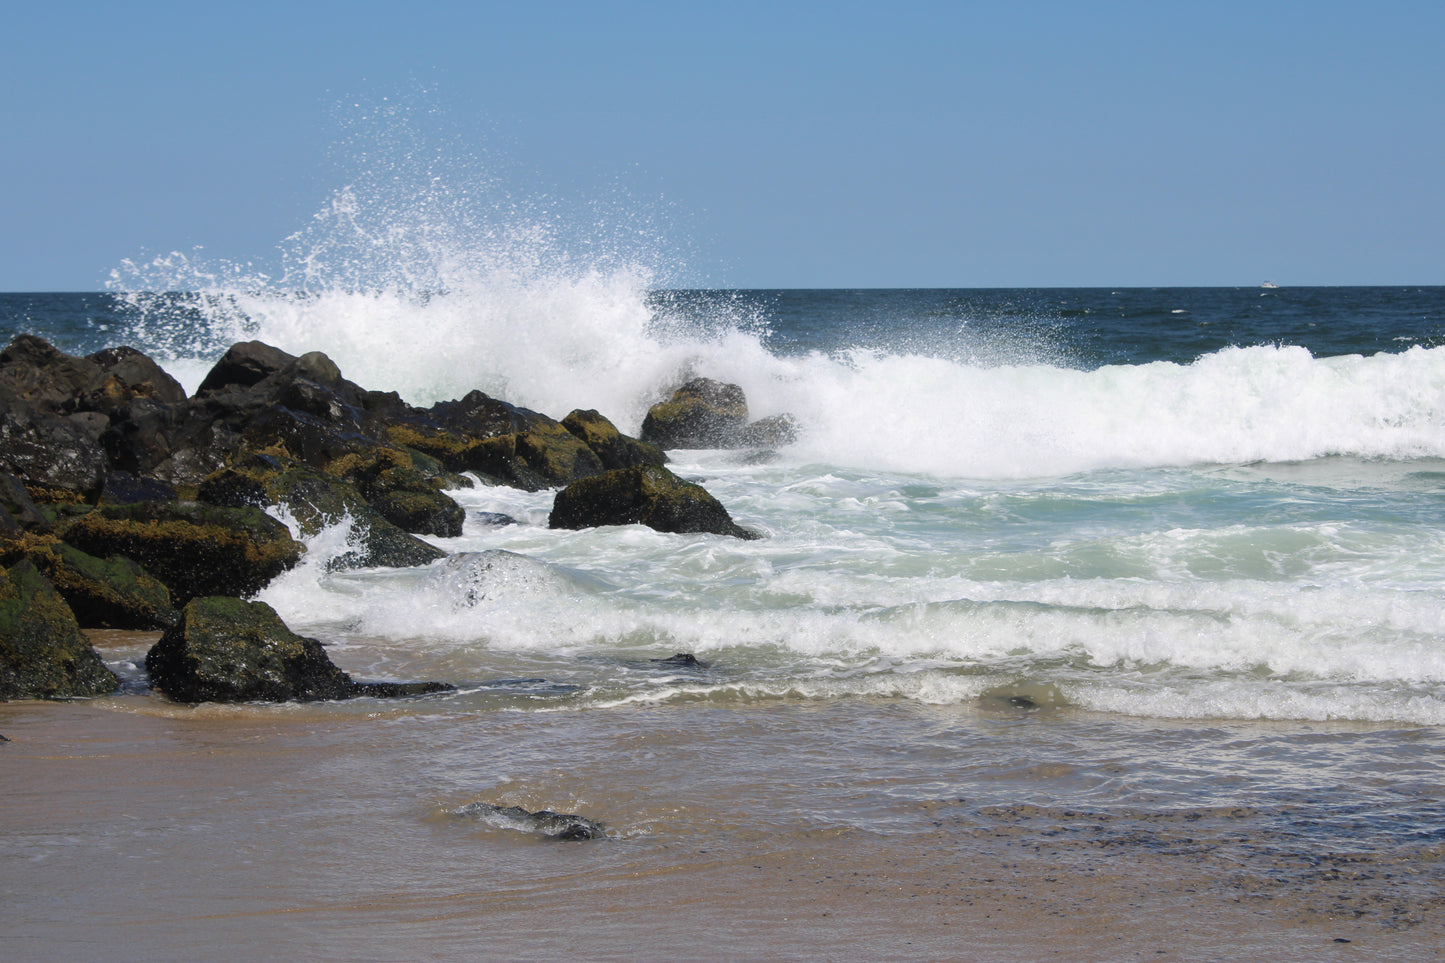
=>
[1260,281,1280,289]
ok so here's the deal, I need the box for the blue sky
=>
[3,0,1441,289]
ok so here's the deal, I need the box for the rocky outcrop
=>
[388,390,607,491]
[549,465,759,540]
[1,333,760,634]
[197,456,447,570]
[0,559,120,700]
[562,408,667,471]
[640,378,798,450]
[58,501,303,606]
[145,596,451,703]
[640,378,750,449]
[0,534,176,630]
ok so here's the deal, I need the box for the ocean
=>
[4,282,1445,960]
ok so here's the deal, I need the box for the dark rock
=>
[549,465,759,540]
[348,680,454,698]
[0,559,120,700]
[332,449,465,538]
[739,412,799,447]
[640,378,750,449]
[59,501,304,606]
[389,390,605,491]
[0,334,104,410]
[454,802,606,840]
[197,458,446,570]
[99,470,177,505]
[0,403,109,499]
[640,379,799,451]
[0,471,46,531]
[146,596,353,702]
[562,408,667,470]
[474,512,517,527]
[650,652,710,669]
[82,345,187,409]
[100,395,245,487]
[145,596,451,703]
[195,340,299,395]
[0,535,176,630]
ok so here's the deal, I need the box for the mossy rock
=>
[640,378,751,449]
[198,459,446,569]
[386,422,602,492]
[549,465,759,540]
[0,533,176,629]
[145,596,352,702]
[58,502,304,606]
[366,488,465,538]
[145,596,452,703]
[329,453,466,538]
[562,409,667,471]
[0,559,120,700]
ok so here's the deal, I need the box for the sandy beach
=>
[5,636,1442,962]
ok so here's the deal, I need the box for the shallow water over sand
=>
[4,639,1443,962]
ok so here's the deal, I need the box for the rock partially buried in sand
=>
[454,802,606,840]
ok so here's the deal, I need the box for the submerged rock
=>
[549,465,759,540]
[145,596,452,703]
[978,680,1066,712]
[650,652,711,669]
[454,802,606,840]
[0,559,120,700]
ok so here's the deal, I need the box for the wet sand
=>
[4,680,1443,962]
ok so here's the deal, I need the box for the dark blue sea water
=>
[7,285,1445,370]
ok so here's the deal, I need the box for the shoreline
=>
[4,693,1442,962]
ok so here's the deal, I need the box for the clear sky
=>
[3,0,1441,290]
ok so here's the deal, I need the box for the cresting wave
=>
[108,270,1445,479]
[105,120,1445,480]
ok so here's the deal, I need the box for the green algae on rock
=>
[0,533,176,629]
[59,502,304,606]
[0,559,120,700]
[145,596,452,703]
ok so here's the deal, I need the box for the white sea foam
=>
[110,251,1445,480]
